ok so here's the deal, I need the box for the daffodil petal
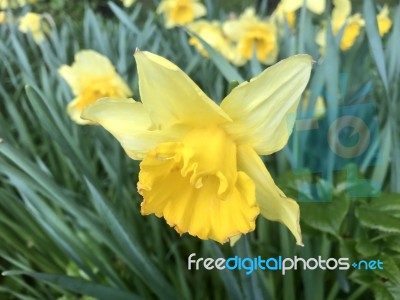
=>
[193,2,206,18]
[134,51,232,128]
[332,0,351,22]
[139,140,259,244]
[221,55,312,155]
[81,98,186,160]
[237,145,302,246]
[280,0,302,13]
[67,98,92,125]
[307,0,325,15]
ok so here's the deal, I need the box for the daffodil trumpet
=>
[82,50,312,245]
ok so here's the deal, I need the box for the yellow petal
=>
[134,51,232,128]
[192,1,206,18]
[280,0,302,13]
[220,55,312,155]
[339,14,365,51]
[81,98,186,160]
[237,145,302,245]
[139,126,259,243]
[377,5,392,37]
[67,98,92,125]
[307,0,325,15]
[157,0,206,28]
[332,0,351,25]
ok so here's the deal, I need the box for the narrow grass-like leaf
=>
[84,179,178,300]
[209,242,243,300]
[2,271,139,300]
[108,1,140,34]
[363,0,389,94]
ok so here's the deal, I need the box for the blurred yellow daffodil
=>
[271,3,296,29]
[121,0,135,7]
[59,50,132,125]
[82,51,312,244]
[157,0,206,29]
[0,0,36,9]
[377,5,392,37]
[187,20,234,60]
[280,0,325,15]
[0,11,6,24]
[18,12,48,44]
[223,8,278,65]
[317,0,364,52]
[331,0,365,51]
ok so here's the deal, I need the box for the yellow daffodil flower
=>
[317,0,365,52]
[18,12,48,44]
[121,0,135,7]
[82,51,312,244]
[223,8,278,65]
[280,0,325,15]
[59,50,132,125]
[0,0,36,9]
[187,20,234,60]
[157,0,206,29]
[331,0,365,51]
[0,11,5,24]
[377,5,392,37]
[271,3,296,29]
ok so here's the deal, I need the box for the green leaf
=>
[84,179,177,300]
[208,242,243,300]
[2,271,139,300]
[368,194,400,214]
[386,6,400,82]
[372,255,400,285]
[355,207,400,234]
[355,230,380,257]
[372,283,397,300]
[300,196,349,236]
[387,237,400,253]
[363,0,389,94]
[108,1,140,34]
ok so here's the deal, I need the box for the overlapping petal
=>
[134,51,232,128]
[220,54,312,155]
[237,145,302,245]
[81,98,186,160]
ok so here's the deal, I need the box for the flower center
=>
[138,126,259,243]
[76,77,121,112]
[171,0,194,24]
